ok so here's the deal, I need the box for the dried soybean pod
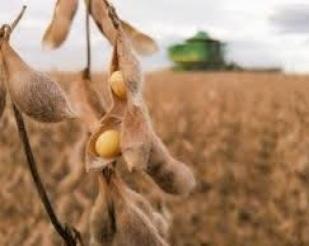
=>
[89,173,116,246]
[146,134,196,196]
[0,83,5,119]
[121,104,152,171]
[88,0,158,56]
[124,186,170,239]
[42,0,78,49]
[152,211,170,240]
[109,173,169,246]
[116,32,142,98]
[115,203,169,246]
[88,0,116,44]
[105,42,128,119]
[1,40,76,123]
[0,54,6,119]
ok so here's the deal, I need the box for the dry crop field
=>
[1,70,309,245]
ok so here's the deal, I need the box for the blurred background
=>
[2,1,309,246]
[2,0,309,73]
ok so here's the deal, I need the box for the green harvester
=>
[168,31,227,70]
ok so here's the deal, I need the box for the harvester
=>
[168,31,227,70]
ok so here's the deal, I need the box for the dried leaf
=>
[42,0,78,49]
[1,41,76,123]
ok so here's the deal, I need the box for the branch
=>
[12,105,82,245]
[0,5,27,43]
[11,5,27,31]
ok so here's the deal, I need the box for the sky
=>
[1,0,309,73]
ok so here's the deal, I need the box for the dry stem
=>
[83,0,92,80]
[10,5,26,31]
[8,5,83,246]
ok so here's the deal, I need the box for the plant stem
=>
[12,105,80,246]
[84,0,92,80]
[11,5,27,31]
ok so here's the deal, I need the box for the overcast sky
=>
[1,0,309,73]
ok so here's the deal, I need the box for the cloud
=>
[226,39,282,68]
[270,4,309,34]
[1,0,309,73]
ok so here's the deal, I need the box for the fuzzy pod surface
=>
[42,0,79,49]
[88,0,158,56]
[146,134,196,196]
[90,172,169,246]
[0,56,6,118]
[1,41,76,123]
[121,104,152,171]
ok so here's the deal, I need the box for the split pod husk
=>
[111,34,142,100]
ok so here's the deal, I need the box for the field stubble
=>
[0,71,309,245]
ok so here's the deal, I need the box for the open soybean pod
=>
[90,171,169,246]
[1,39,76,123]
[0,53,6,119]
[88,0,158,56]
[114,32,143,99]
[42,0,79,49]
[105,41,129,118]
[146,133,196,196]
[86,116,122,171]
[108,38,152,171]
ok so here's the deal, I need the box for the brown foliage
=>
[3,71,309,245]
